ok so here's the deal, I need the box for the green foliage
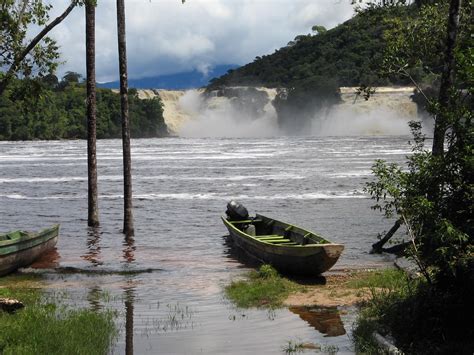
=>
[379,1,472,113]
[365,119,473,286]
[209,7,413,90]
[357,2,473,353]
[208,6,415,131]
[225,265,302,309]
[0,76,169,140]
[354,278,474,354]
[0,287,117,355]
[0,0,58,78]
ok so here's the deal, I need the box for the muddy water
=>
[0,137,410,354]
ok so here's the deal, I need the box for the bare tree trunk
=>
[116,0,134,236]
[86,1,99,227]
[371,219,402,253]
[432,0,462,157]
[0,1,77,96]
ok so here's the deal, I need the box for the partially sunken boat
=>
[222,201,343,275]
[0,224,59,276]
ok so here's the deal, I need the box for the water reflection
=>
[289,306,346,337]
[222,235,261,269]
[87,285,104,312]
[123,235,136,355]
[124,286,135,355]
[81,227,103,266]
[122,235,136,264]
[30,247,60,269]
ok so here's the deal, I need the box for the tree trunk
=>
[86,1,99,227]
[116,0,134,236]
[0,1,77,96]
[432,0,462,157]
[371,219,402,253]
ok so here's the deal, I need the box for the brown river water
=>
[0,136,411,354]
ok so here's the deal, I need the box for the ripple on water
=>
[0,136,410,354]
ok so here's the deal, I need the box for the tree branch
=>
[0,1,78,96]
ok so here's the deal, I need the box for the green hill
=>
[208,7,413,90]
[207,6,427,133]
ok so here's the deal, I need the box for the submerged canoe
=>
[222,214,343,275]
[0,224,59,276]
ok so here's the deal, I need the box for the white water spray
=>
[149,86,427,137]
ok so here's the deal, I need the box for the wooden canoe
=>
[0,224,59,276]
[222,214,343,275]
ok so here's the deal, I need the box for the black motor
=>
[226,200,249,221]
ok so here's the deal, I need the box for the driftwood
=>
[371,219,402,254]
[381,241,411,256]
[0,297,24,313]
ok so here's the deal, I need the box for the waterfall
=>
[134,86,423,137]
[314,87,419,136]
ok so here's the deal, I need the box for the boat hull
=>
[223,216,343,275]
[0,225,59,276]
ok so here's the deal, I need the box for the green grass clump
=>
[225,265,303,308]
[346,268,408,290]
[0,287,117,355]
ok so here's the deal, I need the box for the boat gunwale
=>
[221,216,343,249]
[0,224,60,255]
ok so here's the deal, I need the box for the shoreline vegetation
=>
[226,261,474,353]
[0,275,117,355]
[225,265,408,310]
[0,76,168,141]
[225,265,411,353]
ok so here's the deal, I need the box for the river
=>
[0,136,411,354]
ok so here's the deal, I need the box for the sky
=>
[47,0,355,82]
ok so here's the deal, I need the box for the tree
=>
[0,0,80,96]
[431,0,462,157]
[116,0,134,236]
[365,0,472,287]
[311,25,327,35]
[86,0,99,227]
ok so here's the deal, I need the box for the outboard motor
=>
[226,200,249,221]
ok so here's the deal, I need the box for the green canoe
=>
[222,214,343,275]
[0,224,59,276]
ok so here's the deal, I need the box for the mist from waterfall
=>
[178,89,280,138]
[156,87,429,138]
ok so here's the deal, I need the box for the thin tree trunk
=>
[86,1,99,227]
[0,1,77,96]
[432,0,462,157]
[116,0,134,236]
[371,219,402,253]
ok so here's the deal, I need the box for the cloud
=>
[46,0,354,82]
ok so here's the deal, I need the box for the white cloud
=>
[45,0,354,82]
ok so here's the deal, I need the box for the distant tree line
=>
[0,73,168,141]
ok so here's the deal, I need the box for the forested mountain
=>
[206,6,438,133]
[0,75,168,141]
[208,7,420,90]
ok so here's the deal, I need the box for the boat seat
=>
[264,239,292,243]
[255,235,283,240]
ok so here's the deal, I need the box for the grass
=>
[0,286,118,355]
[345,268,408,290]
[225,264,304,308]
